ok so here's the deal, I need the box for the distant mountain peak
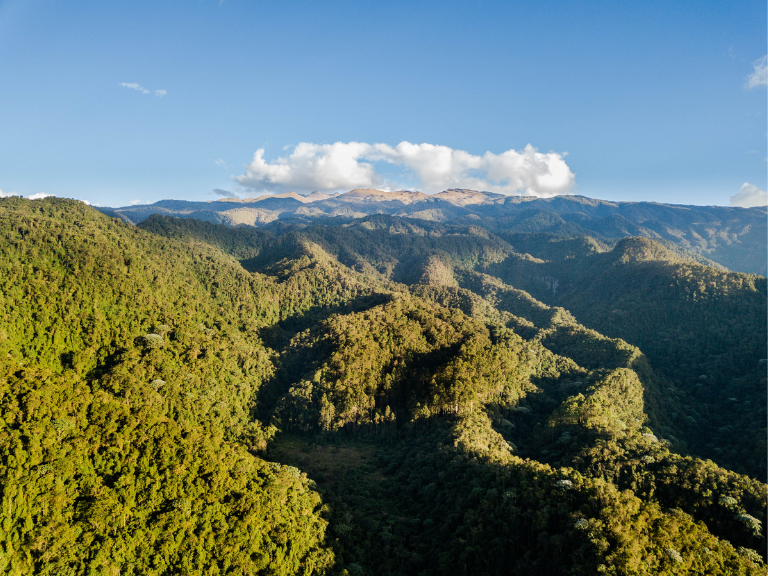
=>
[339,189,431,204]
[216,191,326,204]
[433,189,505,206]
[611,236,679,264]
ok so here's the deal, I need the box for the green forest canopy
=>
[0,197,765,575]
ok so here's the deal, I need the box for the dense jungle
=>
[0,196,765,575]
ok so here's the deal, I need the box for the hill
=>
[0,198,335,575]
[1,197,766,575]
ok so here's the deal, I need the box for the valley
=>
[0,194,765,575]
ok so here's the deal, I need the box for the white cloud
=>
[236,141,575,197]
[27,193,53,200]
[238,142,379,194]
[746,55,767,88]
[214,159,227,168]
[0,188,18,198]
[730,182,767,207]
[120,82,150,94]
[120,84,167,97]
[129,199,145,205]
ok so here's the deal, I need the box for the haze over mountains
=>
[103,189,767,275]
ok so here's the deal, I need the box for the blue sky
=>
[0,0,765,207]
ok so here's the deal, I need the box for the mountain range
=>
[1,194,765,575]
[102,189,767,276]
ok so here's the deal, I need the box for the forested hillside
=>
[1,197,765,575]
[0,198,334,575]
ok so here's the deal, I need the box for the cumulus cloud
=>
[154,89,167,97]
[236,141,575,197]
[730,182,767,207]
[238,142,379,194]
[120,82,150,94]
[129,199,145,205]
[0,188,17,198]
[746,55,767,88]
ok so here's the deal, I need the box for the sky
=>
[0,0,765,207]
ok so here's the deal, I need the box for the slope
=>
[140,213,767,574]
[0,197,334,575]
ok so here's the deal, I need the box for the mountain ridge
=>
[102,189,767,275]
[2,196,766,575]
